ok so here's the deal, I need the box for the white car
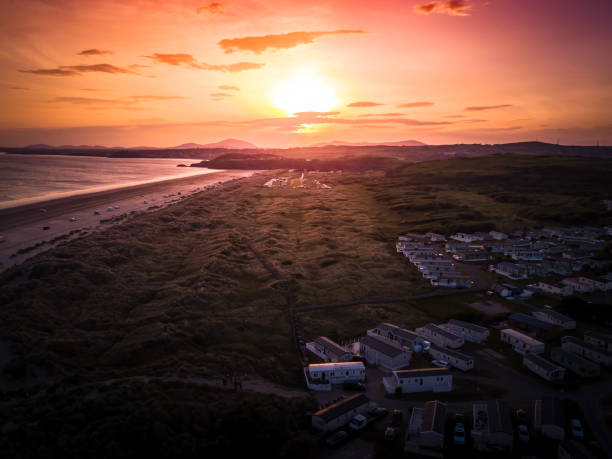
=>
[570,419,584,439]
[432,359,449,368]
[348,414,368,431]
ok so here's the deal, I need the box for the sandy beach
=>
[0,168,257,271]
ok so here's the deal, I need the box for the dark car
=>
[350,355,366,362]
[391,409,403,427]
[343,381,366,391]
[369,407,389,419]
[325,430,349,447]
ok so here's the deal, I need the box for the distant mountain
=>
[309,139,426,147]
[172,139,257,149]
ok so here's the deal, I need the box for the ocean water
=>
[0,153,211,209]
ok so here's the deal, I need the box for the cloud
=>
[210,92,232,97]
[19,63,137,76]
[464,104,512,111]
[48,97,139,106]
[196,2,222,14]
[414,1,472,16]
[358,113,404,117]
[218,30,365,54]
[77,49,114,56]
[129,95,186,101]
[145,53,202,68]
[219,85,239,90]
[144,53,263,72]
[444,114,465,118]
[203,62,263,72]
[47,95,185,109]
[398,101,434,108]
[19,68,80,76]
[9,86,30,90]
[347,101,383,107]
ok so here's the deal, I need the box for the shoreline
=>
[0,169,258,271]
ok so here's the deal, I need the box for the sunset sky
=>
[1,0,611,147]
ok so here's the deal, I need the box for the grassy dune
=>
[1,155,610,392]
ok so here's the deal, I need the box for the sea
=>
[0,153,212,209]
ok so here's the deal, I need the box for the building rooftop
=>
[421,400,447,434]
[448,319,488,334]
[394,368,451,379]
[360,334,406,358]
[584,330,612,344]
[509,312,555,330]
[313,393,370,422]
[501,328,544,346]
[422,323,463,341]
[308,361,365,371]
[374,322,420,343]
[563,336,612,355]
[430,343,473,362]
[524,352,564,373]
[534,309,574,324]
[312,336,350,358]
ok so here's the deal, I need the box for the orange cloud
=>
[77,49,114,56]
[47,97,139,106]
[145,53,201,68]
[414,1,472,16]
[464,104,512,111]
[19,64,136,76]
[218,30,365,54]
[196,2,222,14]
[219,85,239,90]
[358,113,404,117]
[398,101,434,108]
[9,86,30,90]
[348,101,383,107]
[144,53,263,72]
[210,92,232,97]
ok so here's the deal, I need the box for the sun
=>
[270,68,339,115]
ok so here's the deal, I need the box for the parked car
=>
[350,355,366,362]
[453,422,466,445]
[326,430,348,447]
[518,424,529,443]
[348,414,368,431]
[343,381,366,391]
[391,409,403,427]
[570,419,584,439]
[384,426,398,441]
[432,359,449,368]
[369,407,389,420]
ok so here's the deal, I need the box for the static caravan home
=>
[367,323,426,349]
[311,394,371,432]
[550,347,600,378]
[416,323,464,349]
[532,309,576,330]
[359,334,411,370]
[500,329,545,355]
[306,362,365,385]
[472,400,513,452]
[584,330,612,352]
[383,368,452,394]
[429,344,474,372]
[508,312,561,340]
[561,336,612,366]
[405,401,447,457]
[306,336,352,363]
[523,353,565,382]
[441,319,489,343]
